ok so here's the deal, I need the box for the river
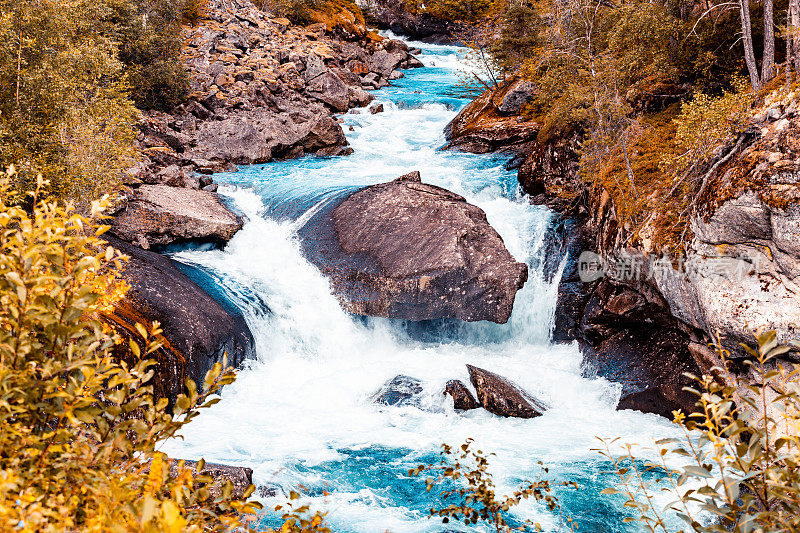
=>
[161,36,683,532]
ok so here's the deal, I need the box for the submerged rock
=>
[318,172,528,323]
[111,184,243,249]
[372,375,423,406]
[466,365,546,418]
[102,236,254,401]
[443,379,480,411]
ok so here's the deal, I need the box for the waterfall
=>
[161,35,684,532]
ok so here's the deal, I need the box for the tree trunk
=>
[787,6,793,87]
[792,0,800,75]
[762,0,776,83]
[740,0,761,90]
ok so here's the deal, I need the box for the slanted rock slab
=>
[443,379,480,411]
[466,365,546,418]
[112,184,242,249]
[325,172,528,323]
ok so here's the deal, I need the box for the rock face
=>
[466,365,546,418]
[111,185,243,249]
[130,0,424,183]
[444,77,539,153]
[652,191,800,358]
[102,236,255,401]
[363,0,475,43]
[372,375,423,406]
[323,172,528,323]
[443,379,480,411]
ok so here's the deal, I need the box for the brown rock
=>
[320,173,528,323]
[444,77,539,153]
[466,365,546,418]
[444,380,479,411]
[111,184,243,249]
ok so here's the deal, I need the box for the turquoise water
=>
[161,36,684,532]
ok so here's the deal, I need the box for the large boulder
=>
[111,185,243,249]
[466,365,546,418]
[102,236,255,401]
[306,172,528,323]
[190,107,348,164]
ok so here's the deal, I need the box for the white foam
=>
[161,39,686,532]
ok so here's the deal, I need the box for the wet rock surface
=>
[466,365,546,418]
[443,379,480,411]
[111,185,243,249]
[102,236,254,401]
[309,172,528,323]
[372,375,424,406]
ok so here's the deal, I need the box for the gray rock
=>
[372,375,423,406]
[317,173,528,323]
[466,365,546,418]
[111,184,243,249]
[193,107,347,164]
[347,85,373,107]
[368,49,407,77]
[369,103,384,114]
[692,191,772,244]
[306,71,350,112]
[497,80,535,115]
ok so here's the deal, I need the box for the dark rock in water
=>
[369,103,384,114]
[167,459,253,500]
[323,173,528,323]
[372,375,423,406]
[466,365,546,418]
[111,185,243,249]
[584,326,698,419]
[443,380,479,411]
[102,236,254,402]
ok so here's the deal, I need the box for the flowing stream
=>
[162,37,683,532]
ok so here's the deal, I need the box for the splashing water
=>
[161,36,684,532]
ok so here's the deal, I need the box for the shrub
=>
[597,331,800,531]
[181,0,209,25]
[0,167,262,531]
[410,439,577,531]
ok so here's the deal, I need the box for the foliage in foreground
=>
[0,168,263,531]
[0,0,192,206]
[598,331,800,532]
[410,439,577,531]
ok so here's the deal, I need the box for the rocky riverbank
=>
[444,79,800,418]
[105,0,432,403]
[129,0,423,188]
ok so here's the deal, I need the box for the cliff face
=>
[445,81,800,416]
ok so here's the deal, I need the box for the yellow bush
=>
[0,166,261,531]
